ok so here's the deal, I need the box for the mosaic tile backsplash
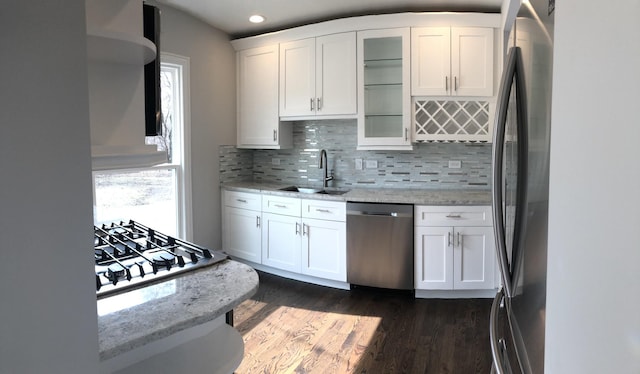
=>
[220,120,491,190]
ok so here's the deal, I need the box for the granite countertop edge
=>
[221,181,492,205]
[98,260,259,361]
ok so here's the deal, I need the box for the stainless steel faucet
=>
[319,149,334,188]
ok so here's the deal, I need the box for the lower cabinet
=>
[223,190,347,284]
[414,205,496,291]
[222,190,262,264]
[261,212,302,272]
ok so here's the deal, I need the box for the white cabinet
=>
[279,32,356,118]
[301,200,346,281]
[357,28,412,150]
[411,27,494,97]
[222,191,262,263]
[414,205,496,291]
[260,196,346,281]
[261,195,302,272]
[237,45,292,149]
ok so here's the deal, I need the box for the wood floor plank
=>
[234,271,493,373]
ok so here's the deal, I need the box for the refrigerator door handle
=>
[491,47,519,299]
[490,289,509,374]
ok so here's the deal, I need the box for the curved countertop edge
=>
[98,260,259,361]
[222,181,492,206]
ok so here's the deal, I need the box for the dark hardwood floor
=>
[233,271,493,373]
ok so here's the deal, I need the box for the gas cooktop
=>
[95,220,228,299]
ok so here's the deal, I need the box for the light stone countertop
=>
[222,181,492,205]
[97,260,258,361]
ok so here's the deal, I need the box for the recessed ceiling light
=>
[249,14,265,24]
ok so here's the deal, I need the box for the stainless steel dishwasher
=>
[346,202,414,290]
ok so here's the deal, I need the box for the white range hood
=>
[87,0,164,171]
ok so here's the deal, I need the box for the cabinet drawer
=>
[415,205,492,227]
[302,199,346,221]
[262,195,301,216]
[224,190,261,210]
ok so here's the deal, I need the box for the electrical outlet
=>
[272,158,281,166]
[355,158,363,170]
[365,160,378,169]
[448,160,462,169]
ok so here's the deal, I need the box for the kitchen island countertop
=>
[222,181,491,205]
[97,260,258,361]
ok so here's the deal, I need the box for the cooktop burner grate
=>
[95,220,228,299]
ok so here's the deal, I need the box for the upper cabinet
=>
[279,33,357,118]
[357,28,412,150]
[411,27,494,97]
[237,45,292,149]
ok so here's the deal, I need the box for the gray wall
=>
[0,1,99,372]
[546,1,640,372]
[150,3,237,248]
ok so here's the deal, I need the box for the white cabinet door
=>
[280,33,356,118]
[411,27,493,97]
[357,28,411,150]
[279,38,316,117]
[261,212,302,272]
[453,226,495,290]
[415,226,454,290]
[301,218,346,281]
[451,27,494,97]
[316,33,357,116]
[411,27,451,96]
[223,206,262,263]
[237,45,281,147]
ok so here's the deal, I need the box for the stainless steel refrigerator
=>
[490,0,554,373]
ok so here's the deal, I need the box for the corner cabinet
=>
[357,28,412,150]
[237,45,292,149]
[222,191,262,263]
[279,33,357,118]
[414,205,496,295]
[411,27,494,97]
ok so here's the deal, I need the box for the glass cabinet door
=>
[357,28,411,150]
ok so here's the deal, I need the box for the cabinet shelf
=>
[87,27,156,65]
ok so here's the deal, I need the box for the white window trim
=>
[161,52,193,241]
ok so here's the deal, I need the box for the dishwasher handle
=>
[347,210,412,218]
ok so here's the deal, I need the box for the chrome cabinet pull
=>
[316,208,331,213]
[457,232,461,247]
[295,222,300,235]
[317,97,322,111]
[302,223,308,236]
[446,214,462,219]
[274,204,287,209]
[447,231,452,247]
[273,129,277,141]
[445,76,449,91]
[405,128,408,141]
[256,216,260,228]
[310,97,315,111]
[236,199,247,203]
[455,76,458,91]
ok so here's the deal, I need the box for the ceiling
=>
[157,0,504,39]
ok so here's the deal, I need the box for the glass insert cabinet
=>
[357,28,411,150]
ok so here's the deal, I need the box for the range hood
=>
[87,0,165,171]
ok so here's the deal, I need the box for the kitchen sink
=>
[279,186,349,195]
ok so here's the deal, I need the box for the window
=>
[93,53,192,239]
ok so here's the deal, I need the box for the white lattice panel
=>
[414,100,492,142]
